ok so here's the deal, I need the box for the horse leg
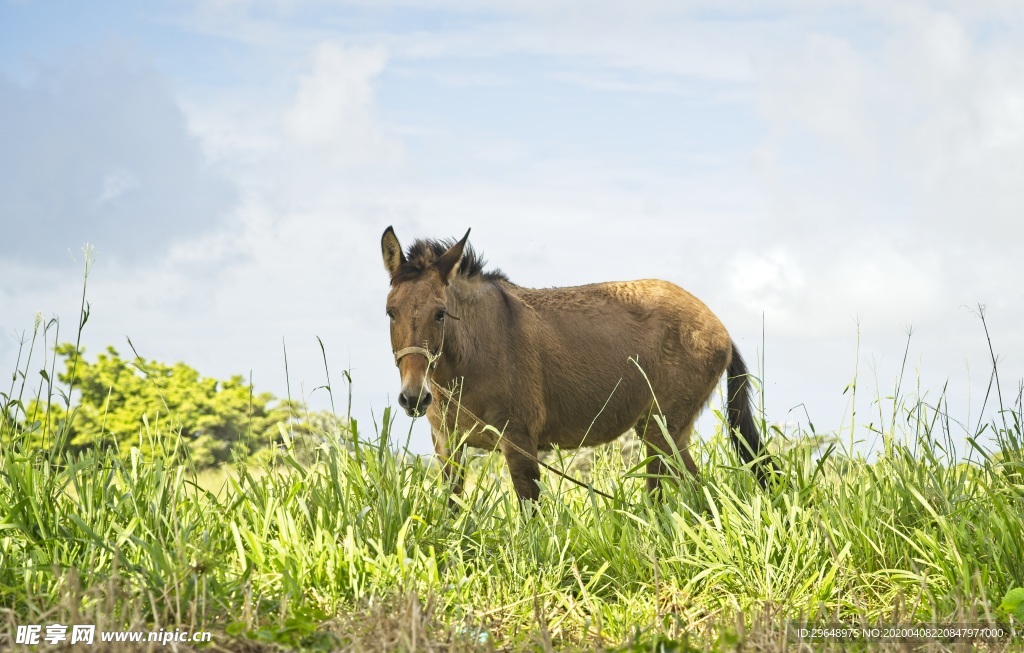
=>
[429,408,466,507]
[433,431,466,502]
[636,408,700,494]
[499,428,541,502]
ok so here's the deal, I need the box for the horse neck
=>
[434,278,497,385]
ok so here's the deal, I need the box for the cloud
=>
[0,46,235,268]
[178,1,777,91]
[96,168,140,205]
[729,242,943,339]
[746,5,1024,333]
[757,5,1024,221]
[284,43,402,165]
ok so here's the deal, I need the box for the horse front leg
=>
[438,440,466,507]
[428,407,466,508]
[499,427,541,503]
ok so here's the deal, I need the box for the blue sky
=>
[2,0,1023,455]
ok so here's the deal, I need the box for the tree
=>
[16,344,321,468]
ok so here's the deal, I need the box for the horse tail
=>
[727,341,772,487]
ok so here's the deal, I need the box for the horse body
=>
[381,227,767,502]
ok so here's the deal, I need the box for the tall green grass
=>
[1,270,1023,651]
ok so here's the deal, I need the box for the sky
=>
[1,0,1022,456]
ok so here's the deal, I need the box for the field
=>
[2,283,1023,651]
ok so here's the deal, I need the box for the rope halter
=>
[393,320,446,368]
[393,345,440,367]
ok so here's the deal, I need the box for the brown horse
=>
[381,226,770,502]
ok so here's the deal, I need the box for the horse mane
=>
[392,238,509,285]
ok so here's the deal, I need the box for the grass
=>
[1,270,1023,651]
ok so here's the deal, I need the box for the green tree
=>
[19,344,314,468]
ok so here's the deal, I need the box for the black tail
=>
[727,342,772,487]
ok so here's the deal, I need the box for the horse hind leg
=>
[636,407,700,494]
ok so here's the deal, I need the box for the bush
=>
[5,343,342,469]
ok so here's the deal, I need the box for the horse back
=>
[503,279,732,445]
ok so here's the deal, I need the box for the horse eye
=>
[434,309,446,322]
[386,309,396,320]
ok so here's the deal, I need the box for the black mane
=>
[391,237,509,285]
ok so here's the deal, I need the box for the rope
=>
[394,346,438,366]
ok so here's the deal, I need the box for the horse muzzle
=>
[398,386,432,417]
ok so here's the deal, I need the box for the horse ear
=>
[434,228,471,285]
[381,226,405,278]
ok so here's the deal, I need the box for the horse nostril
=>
[398,390,431,413]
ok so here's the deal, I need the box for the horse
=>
[381,226,770,502]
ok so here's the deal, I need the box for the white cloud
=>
[96,168,139,205]
[284,43,402,165]
[757,5,1024,225]
[752,4,1024,323]
[729,243,942,338]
